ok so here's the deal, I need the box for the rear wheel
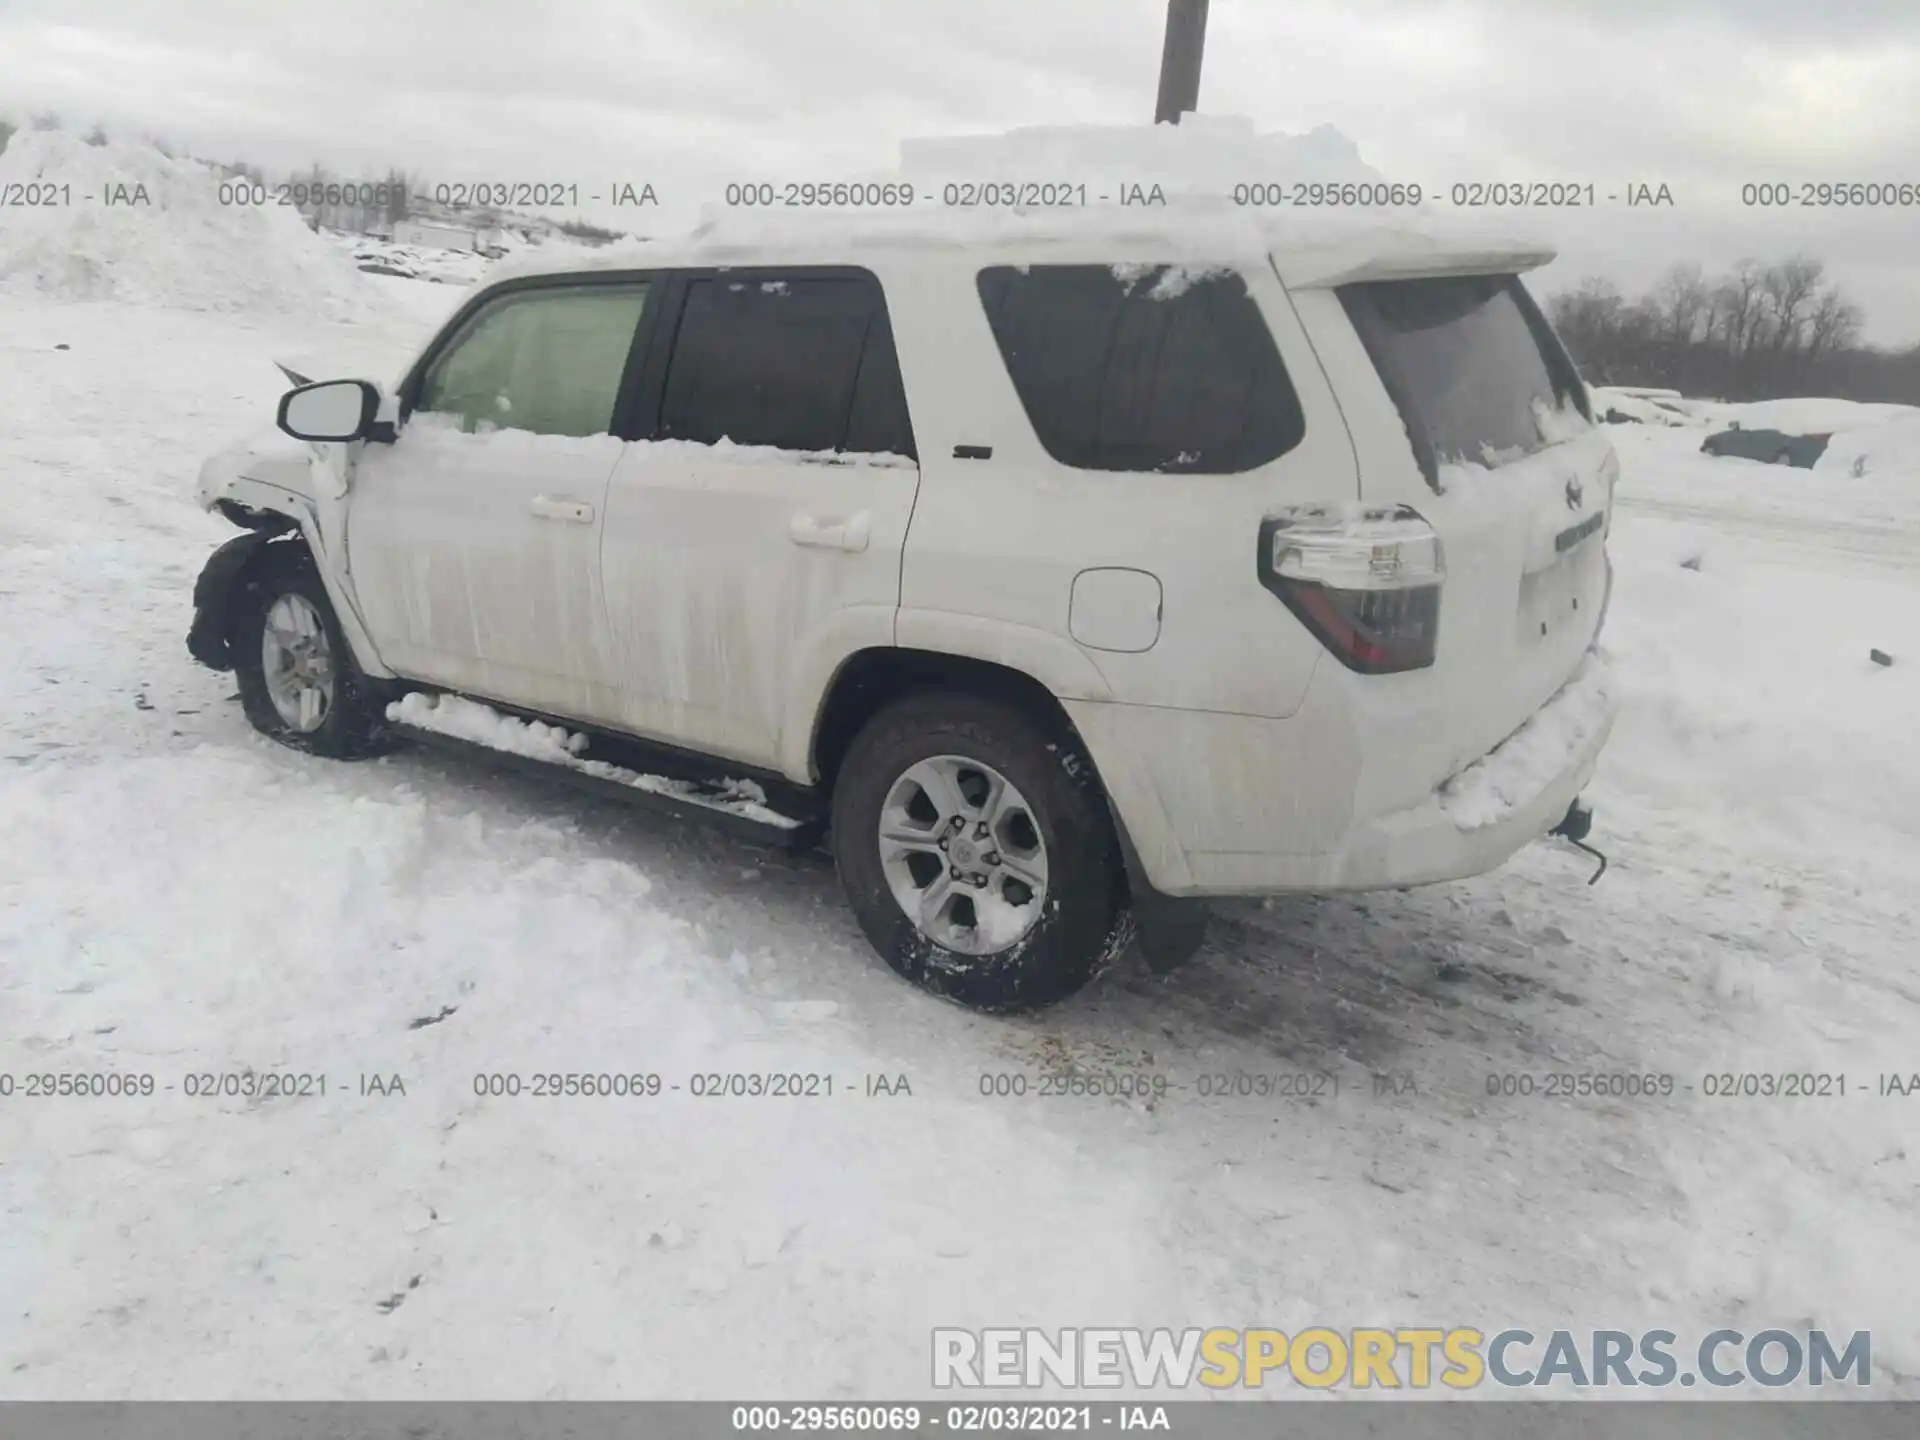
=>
[231,548,386,759]
[830,692,1130,1011]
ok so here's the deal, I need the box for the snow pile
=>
[0,130,377,318]
[1590,386,1693,427]
[1693,397,1918,434]
[386,691,799,828]
[1816,414,1920,484]
[900,116,1380,193]
[1438,652,1616,829]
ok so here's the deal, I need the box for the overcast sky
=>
[4,0,1918,340]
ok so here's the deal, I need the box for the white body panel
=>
[599,440,919,769]
[195,224,1620,900]
[887,252,1349,722]
[345,422,626,720]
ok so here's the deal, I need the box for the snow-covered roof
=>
[487,209,1556,288]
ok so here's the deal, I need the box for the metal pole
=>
[1154,0,1210,124]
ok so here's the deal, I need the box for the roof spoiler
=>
[1275,242,1558,290]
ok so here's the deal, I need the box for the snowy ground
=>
[2,290,1918,1400]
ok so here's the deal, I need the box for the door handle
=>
[529,495,595,524]
[788,510,871,553]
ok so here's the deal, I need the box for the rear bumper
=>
[1067,650,1617,898]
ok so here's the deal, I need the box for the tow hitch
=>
[1550,799,1609,885]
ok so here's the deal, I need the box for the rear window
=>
[1338,274,1587,479]
[977,264,1305,474]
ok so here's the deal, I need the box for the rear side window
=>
[417,283,650,438]
[1338,274,1586,476]
[658,272,915,458]
[976,264,1304,474]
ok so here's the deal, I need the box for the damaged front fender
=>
[196,422,346,514]
[186,532,275,671]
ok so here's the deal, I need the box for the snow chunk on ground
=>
[0,131,378,319]
[1439,652,1616,829]
[387,692,799,828]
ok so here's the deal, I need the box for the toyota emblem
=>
[1565,478,1585,511]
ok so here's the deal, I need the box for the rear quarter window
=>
[976,264,1305,474]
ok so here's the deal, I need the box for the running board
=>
[388,721,826,851]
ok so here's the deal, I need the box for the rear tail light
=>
[1257,505,1444,673]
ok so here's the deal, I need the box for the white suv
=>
[190,222,1619,1011]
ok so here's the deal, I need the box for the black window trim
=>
[395,269,668,441]
[1512,279,1593,423]
[644,264,918,461]
[1338,283,1443,493]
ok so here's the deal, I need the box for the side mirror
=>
[277,379,380,443]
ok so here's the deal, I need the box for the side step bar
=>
[388,721,827,852]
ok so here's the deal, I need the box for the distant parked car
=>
[1700,424,1831,468]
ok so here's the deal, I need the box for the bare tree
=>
[1712,259,1770,389]
[1652,263,1712,349]
[1760,255,1824,357]
[1549,254,1913,404]
[1806,288,1863,361]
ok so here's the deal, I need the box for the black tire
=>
[230,544,387,759]
[830,691,1132,1011]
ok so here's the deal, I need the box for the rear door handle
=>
[529,494,595,524]
[788,510,871,553]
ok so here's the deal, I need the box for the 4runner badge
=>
[1565,478,1585,511]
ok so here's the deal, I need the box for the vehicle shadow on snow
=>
[381,739,1603,1093]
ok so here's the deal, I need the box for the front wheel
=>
[830,692,1131,1011]
[231,546,386,759]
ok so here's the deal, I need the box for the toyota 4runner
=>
[189,219,1620,1011]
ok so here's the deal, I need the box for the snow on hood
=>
[0,130,378,319]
